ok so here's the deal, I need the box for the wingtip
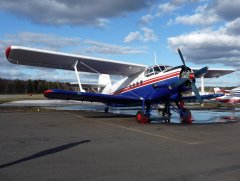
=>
[44,89,53,94]
[5,46,11,59]
[44,89,53,96]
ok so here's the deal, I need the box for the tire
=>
[180,108,192,124]
[136,111,149,124]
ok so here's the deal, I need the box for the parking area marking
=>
[65,112,204,145]
[64,112,86,119]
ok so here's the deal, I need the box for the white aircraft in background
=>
[214,87,240,103]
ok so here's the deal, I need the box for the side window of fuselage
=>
[145,67,154,77]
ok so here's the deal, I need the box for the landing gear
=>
[161,101,193,124]
[136,110,149,124]
[162,103,171,123]
[135,100,193,124]
[136,100,150,124]
[176,101,193,124]
[180,108,192,124]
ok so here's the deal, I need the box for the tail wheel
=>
[180,108,193,124]
[136,111,149,124]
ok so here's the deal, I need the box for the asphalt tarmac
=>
[0,110,240,181]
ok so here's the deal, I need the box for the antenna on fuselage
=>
[154,52,157,65]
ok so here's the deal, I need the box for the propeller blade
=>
[191,82,202,104]
[177,48,186,69]
[170,78,188,89]
[194,66,208,77]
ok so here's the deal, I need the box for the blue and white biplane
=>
[5,46,233,123]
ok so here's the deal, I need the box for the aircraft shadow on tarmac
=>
[0,140,90,169]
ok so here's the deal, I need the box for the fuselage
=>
[102,64,189,104]
[215,87,240,103]
[216,96,240,103]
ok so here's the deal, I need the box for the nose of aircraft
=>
[188,73,195,80]
[170,48,209,104]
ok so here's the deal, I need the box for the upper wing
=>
[192,68,235,78]
[181,93,224,102]
[6,46,147,76]
[44,89,142,106]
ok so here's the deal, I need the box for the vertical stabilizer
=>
[214,87,222,94]
[98,74,112,93]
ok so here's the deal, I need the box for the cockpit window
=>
[148,67,154,76]
[153,66,161,74]
[165,66,172,70]
[145,67,153,77]
[159,66,165,71]
[144,64,173,77]
[145,66,161,77]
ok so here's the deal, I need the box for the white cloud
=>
[220,18,240,35]
[171,0,200,5]
[157,2,178,16]
[142,27,158,42]
[169,4,220,26]
[170,0,240,26]
[0,0,154,27]
[168,23,240,68]
[140,14,154,24]
[4,32,81,49]
[213,0,240,21]
[124,27,158,43]
[124,31,143,43]
[84,40,146,54]
[141,0,201,25]
[173,13,219,26]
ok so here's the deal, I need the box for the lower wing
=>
[44,89,142,106]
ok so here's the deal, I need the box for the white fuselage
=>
[215,87,240,103]
[101,65,181,96]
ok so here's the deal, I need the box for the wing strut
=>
[73,61,85,92]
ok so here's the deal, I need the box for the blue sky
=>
[0,0,239,87]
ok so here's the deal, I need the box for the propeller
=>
[191,82,202,104]
[194,66,208,78]
[177,48,187,69]
[170,48,209,104]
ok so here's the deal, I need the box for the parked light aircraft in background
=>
[5,46,234,123]
[214,87,240,103]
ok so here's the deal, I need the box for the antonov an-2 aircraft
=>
[5,46,228,123]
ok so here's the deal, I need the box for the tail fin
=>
[98,74,111,93]
[214,87,222,94]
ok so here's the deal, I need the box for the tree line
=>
[0,78,74,94]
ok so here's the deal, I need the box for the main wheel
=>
[180,108,193,124]
[136,111,149,124]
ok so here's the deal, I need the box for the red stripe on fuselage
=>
[111,71,180,95]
